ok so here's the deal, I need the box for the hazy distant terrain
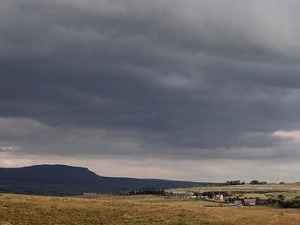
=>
[0,165,208,195]
[169,183,300,194]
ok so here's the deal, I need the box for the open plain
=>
[1,194,300,225]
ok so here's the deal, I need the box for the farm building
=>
[233,200,243,207]
[244,199,256,206]
[215,194,224,200]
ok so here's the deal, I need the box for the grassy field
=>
[1,194,300,225]
[169,183,300,202]
[169,183,300,194]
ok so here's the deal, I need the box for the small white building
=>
[215,194,224,200]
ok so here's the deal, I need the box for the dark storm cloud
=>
[1,0,300,159]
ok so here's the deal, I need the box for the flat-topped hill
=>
[0,164,207,196]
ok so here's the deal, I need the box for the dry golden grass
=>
[1,194,300,225]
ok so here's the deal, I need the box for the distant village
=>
[83,179,300,208]
[170,191,256,207]
[168,180,272,206]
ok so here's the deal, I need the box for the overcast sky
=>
[1,0,300,182]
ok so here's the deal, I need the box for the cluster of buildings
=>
[173,192,224,200]
[172,191,256,206]
[229,199,256,207]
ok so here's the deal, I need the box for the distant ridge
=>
[0,164,208,196]
[0,164,100,184]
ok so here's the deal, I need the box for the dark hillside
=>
[0,164,207,196]
[0,165,100,184]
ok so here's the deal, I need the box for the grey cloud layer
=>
[1,0,300,159]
